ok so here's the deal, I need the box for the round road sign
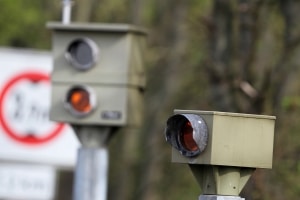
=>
[0,71,65,145]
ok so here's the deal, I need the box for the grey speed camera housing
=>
[48,22,147,127]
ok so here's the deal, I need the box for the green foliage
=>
[0,0,55,48]
[282,96,300,110]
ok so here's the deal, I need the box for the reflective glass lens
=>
[67,87,92,113]
[180,121,199,152]
[165,114,208,157]
[68,40,93,66]
[66,38,98,70]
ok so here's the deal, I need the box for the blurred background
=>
[0,0,300,200]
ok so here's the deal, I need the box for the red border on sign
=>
[0,71,65,145]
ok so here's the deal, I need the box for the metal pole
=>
[62,0,73,24]
[72,126,113,200]
[73,148,108,200]
[199,195,245,200]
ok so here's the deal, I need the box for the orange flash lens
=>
[181,121,199,152]
[69,89,91,113]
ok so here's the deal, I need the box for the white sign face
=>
[0,47,80,167]
[0,164,56,200]
[4,77,53,138]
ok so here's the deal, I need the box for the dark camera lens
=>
[66,38,98,70]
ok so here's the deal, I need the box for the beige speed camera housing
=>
[171,110,275,168]
[166,109,276,196]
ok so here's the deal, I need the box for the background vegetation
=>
[1,0,300,199]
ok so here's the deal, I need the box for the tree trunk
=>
[138,0,188,199]
[74,0,97,22]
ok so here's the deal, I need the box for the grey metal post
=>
[62,0,73,24]
[199,195,245,200]
[72,126,113,200]
[73,148,108,200]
